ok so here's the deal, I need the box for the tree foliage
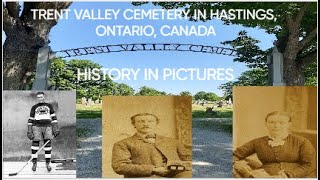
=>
[49,58,116,100]
[194,91,206,100]
[221,31,270,69]
[113,83,135,96]
[194,91,221,101]
[304,62,317,86]
[135,86,167,96]
[50,58,76,90]
[219,68,269,99]
[219,62,316,99]
[205,92,222,101]
[180,91,192,96]
[135,2,317,85]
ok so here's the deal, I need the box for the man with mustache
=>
[111,113,192,178]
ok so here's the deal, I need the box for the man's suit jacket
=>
[112,133,191,177]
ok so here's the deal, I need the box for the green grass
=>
[76,104,102,118]
[76,104,233,119]
[192,104,233,118]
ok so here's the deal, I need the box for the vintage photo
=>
[102,96,192,178]
[3,91,76,178]
[232,86,317,178]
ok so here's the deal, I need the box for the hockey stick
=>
[9,139,51,176]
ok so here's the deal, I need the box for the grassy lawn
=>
[76,103,232,118]
[76,104,102,118]
[192,104,233,118]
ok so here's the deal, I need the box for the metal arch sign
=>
[53,43,239,58]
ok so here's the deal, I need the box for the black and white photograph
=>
[232,86,317,178]
[102,96,192,178]
[3,91,77,178]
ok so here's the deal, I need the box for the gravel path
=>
[76,118,102,178]
[76,118,232,178]
[192,118,233,178]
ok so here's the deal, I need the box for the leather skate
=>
[46,162,52,172]
[32,162,37,171]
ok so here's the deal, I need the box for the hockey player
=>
[27,92,60,172]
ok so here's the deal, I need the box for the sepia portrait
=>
[232,86,317,178]
[102,96,192,178]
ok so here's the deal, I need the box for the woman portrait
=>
[232,86,317,178]
[233,111,316,178]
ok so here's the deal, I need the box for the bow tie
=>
[145,134,156,139]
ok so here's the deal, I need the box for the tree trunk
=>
[3,34,40,90]
[280,3,316,86]
[283,57,305,86]
[3,2,72,90]
[3,15,50,90]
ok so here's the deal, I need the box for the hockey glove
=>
[27,126,34,140]
[52,123,60,138]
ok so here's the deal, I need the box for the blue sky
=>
[3,2,276,96]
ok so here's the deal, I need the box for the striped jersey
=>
[28,103,57,126]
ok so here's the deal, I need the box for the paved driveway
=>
[76,118,102,178]
[192,118,233,178]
